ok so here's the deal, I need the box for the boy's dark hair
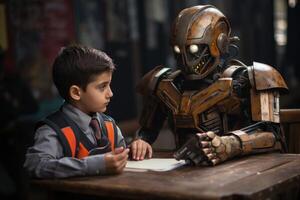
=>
[52,45,115,101]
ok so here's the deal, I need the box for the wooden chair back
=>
[280,109,300,153]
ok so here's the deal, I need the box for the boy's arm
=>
[24,125,107,178]
[115,126,127,148]
[115,125,152,160]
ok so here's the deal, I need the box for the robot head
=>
[171,5,231,80]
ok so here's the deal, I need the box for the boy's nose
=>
[107,87,113,98]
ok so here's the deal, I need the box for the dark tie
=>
[90,117,101,141]
[89,117,111,154]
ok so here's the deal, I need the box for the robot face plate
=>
[171,5,231,80]
[173,43,215,76]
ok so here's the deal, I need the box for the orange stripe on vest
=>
[105,121,115,152]
[61,127,77,157]
[61,122,115,158]
[77,143,89,159]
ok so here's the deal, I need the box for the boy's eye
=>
[98,85,107,91]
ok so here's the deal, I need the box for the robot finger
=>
[211,158,221,166]
[197,132,208,140]
[202,148,212,155]
[206,153,216,160]
[201,141,212,148]
[211,136,221,147]
[206,131,215,139]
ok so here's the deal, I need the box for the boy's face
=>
[76,71,113,114]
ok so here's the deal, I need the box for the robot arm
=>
[137,95,166,144]
[229,122,282,154]
[175,63,288,166]
[175,115,284,166]
[136,66,171,144]
[222,62,287,154]
[231,62,288,155]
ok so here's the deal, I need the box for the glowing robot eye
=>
[189,44,199,53]
[174,45,181,53]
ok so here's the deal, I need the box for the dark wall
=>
[1,0,291,122]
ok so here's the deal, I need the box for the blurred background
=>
[0,0,299,199]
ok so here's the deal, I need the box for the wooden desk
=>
[31,153,300,200]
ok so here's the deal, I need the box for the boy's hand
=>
[130,139,153,160]
[104,147,129,174]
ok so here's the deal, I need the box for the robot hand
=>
[173,135,205,165]
[197,131,242,165]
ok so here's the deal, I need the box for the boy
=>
[24,45,152,178]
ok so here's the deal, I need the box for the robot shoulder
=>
[136,66,179,96]
[221,64,247,78]
[247,62,288,92]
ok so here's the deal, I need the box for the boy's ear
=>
[69,85,81,101]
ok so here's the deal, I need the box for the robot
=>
[136,5,288,165]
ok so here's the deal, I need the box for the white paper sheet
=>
[125,158,186,172]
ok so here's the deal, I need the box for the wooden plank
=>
[280,109,300,153]
[216,154,300,199]
[287,124,300,153]
[32,153,300,200]
[280,109,300,123]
